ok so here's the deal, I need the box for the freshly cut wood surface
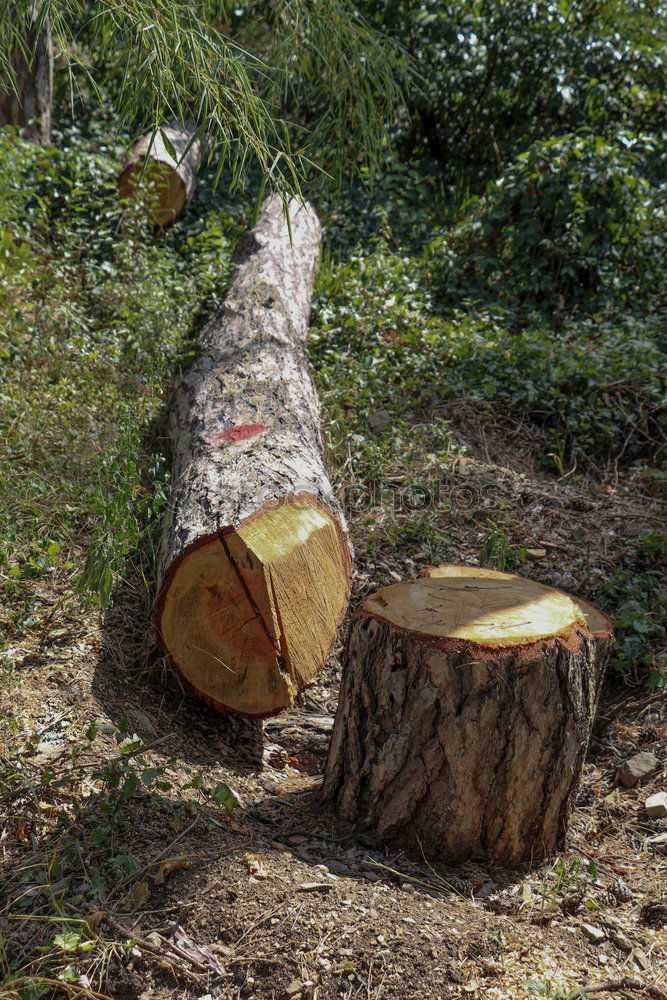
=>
[421,563,612,638]
[156,196,351,717]
[118,126,201,226]
[323,564,612,865]
[365,572,585,647]
[159,497,349,717]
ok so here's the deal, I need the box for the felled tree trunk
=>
[118,126,202,226]
[0,4,53,144]
[156,195,351,718]
[323,565,612,866]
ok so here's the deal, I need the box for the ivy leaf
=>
[121,773,140,799]
[211,783,238,813]
[53,928,82,952]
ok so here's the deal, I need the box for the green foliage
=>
[0,129,236,609]
[2,0,407,194]
[478,528,527,572]
[451,312,666,463]
[526,984,583,1000]
[231,0,409,186]
[602,531,667,684]
[211,781,239,813]
[360,0,667,188]
[312,244,665,466]
[430,132,666,316]
[542,855,598,900]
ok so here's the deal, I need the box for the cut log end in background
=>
[118,126,201,226]
[323,564,612,866]
[156,195,351,717]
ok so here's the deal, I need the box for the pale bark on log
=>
[0,5,53,144]
[322,568,612,866]
[118,126,202,226]
[156,195,351,717]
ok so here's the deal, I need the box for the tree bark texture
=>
[155,195,351,717]
[118,126,202,226]
[0,5,53,144]
[323,568,612,866]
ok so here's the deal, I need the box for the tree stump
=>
[155,195,351,718]
[118,126,201,226]
[322,565,612,866]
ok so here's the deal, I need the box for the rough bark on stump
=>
[156,195,351,718]
[322,566,612,866]
[118,126,201,226]
[0,4,53,144]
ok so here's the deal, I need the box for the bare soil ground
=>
[1,406,666,1000]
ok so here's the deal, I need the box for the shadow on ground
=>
[91,575,265,776]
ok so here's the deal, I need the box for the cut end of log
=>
[420,563,612,639]
[157,494,350,717]
[118,161,187,227]
[118,127,201,226]
[364,569,587,650]
[154,195,347,717]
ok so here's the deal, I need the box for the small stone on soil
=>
[645,791,667,818]
[581,924,606,944]
[126,708,154,736]
[368,410,392,435]
[618,751,659,787]
[648,831,667,852]
[611,930,633,952]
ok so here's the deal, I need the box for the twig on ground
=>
[575,980,667,999]
[141,814,200,868]
[101,912,211,986]
[233,900,294,947]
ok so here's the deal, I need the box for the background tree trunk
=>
[156,195,351,718]
[0,4,53,144]
[323,566,612,866]
[118,126,202,226]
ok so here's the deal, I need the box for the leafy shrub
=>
[360,0,667,188]
[451,312,666,462]
[0,130,236,608]
[430,132,666,316]
[602,531,667,686]
[312,245,665,465]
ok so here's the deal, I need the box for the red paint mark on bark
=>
[208,423,267,449]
